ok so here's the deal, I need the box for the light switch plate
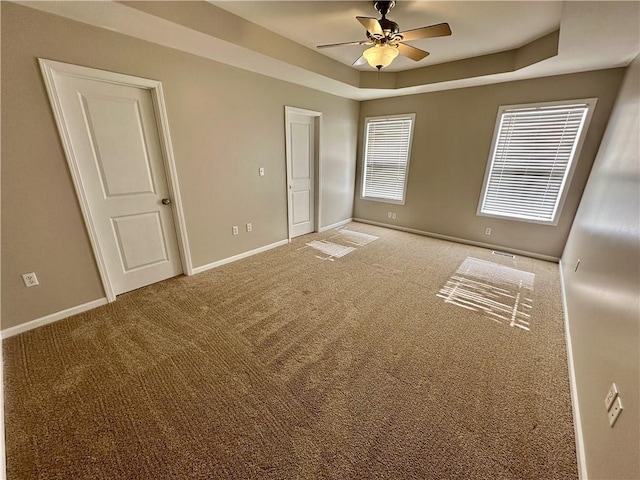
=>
[605,383,619,411]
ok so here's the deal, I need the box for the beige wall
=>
[354,69,625,259]
[1,3,358,330]
[561,56,639,480]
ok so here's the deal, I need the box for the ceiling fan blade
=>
[397,43,430,61]
[317,40,368,49]
[356,16,384,36]
[399,22,452,42]
[352,55,368,66]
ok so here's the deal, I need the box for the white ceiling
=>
[211,1,563,72]
[20,1,640,100]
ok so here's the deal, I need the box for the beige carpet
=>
[3,223,577,479]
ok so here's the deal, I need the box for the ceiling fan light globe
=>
[363,44,399,70]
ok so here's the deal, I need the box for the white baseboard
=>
[0,332,5,480]
[319,218,353,232]
[1,298,108,339]
[352,218,560,263]
[559,261,588,479]
[191,239,289,275]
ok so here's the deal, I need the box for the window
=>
[478,99,596,224]
[361,114,415,204]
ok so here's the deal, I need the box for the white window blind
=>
[362,114,415,203]
[478,101,594,224]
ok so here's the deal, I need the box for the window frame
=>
[477,98,597,226]
[360,113,416,205]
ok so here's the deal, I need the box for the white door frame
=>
[284,106,322,241]
[39,59,193,302]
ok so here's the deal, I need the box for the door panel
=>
[292,191,311,225]
[52,72,182,295]
[291,123,311,179]
[111,212,169,271]
[80,93,156,197]
[287,112,315,238]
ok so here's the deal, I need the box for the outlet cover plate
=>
[608,397,623,427]
[22,272,40,287]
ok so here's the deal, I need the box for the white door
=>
[286,111,316,238]
[45,70,183,295]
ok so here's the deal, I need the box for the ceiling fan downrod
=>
[374,1,395,18]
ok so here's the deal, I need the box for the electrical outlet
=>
[22,272,39,287]
[392,212,397,219]
[387,211,392,219]
[232,226,239,235]
[485,227,492,235]
[259,167,265,177]
[608,397,623,427]
[246,223,252,232]
[605,383,619,411]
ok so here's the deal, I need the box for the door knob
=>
[161,198,171,205]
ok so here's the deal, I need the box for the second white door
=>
[286,111,316,238]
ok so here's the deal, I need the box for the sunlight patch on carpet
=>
[305,240,356,261]
[437,257,534,331]
[331,228,379,246]
[300,228,379,261]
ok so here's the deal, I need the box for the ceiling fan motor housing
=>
[379,18,399,36]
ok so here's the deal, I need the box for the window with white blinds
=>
[478,100,595,224]
[361,114,415,204]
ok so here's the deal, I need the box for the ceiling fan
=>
[317,1,452,71]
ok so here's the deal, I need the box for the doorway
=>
[284,106,322,240]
